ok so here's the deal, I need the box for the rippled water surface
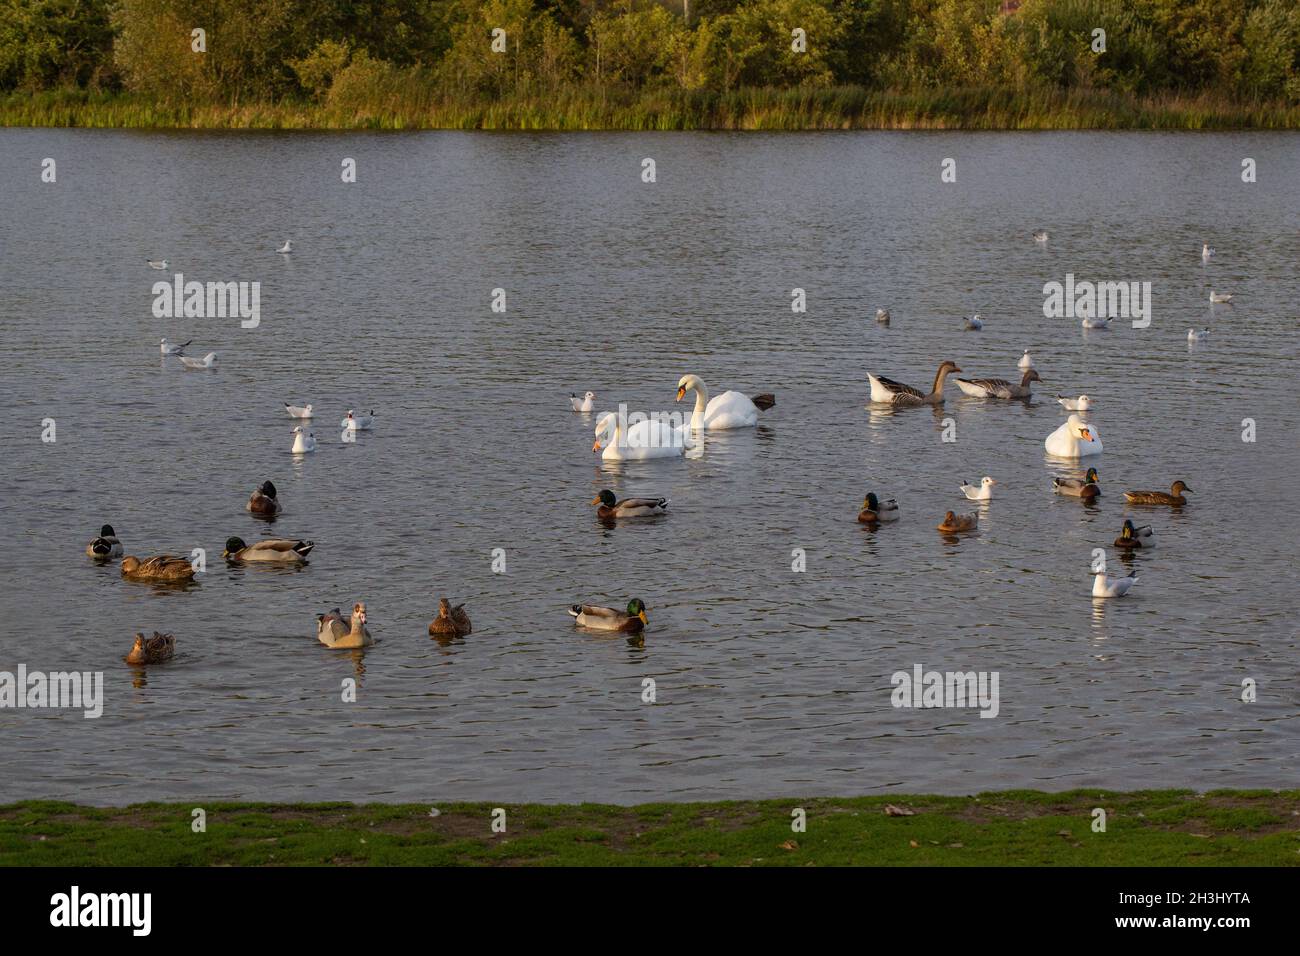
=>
[2,129,1298,804]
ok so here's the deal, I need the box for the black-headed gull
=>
[284,402,313,419]
[1081,316,1111,330]
[1201,243,1213,260]
[1092,570,1138,598]
[1057,394,1094,411]
[964,314,983,331]
[1032,229,1049,242]
[1187,328,1210,342]
[1209,290,1233,303]
[959,477,996,501]
[291,426,316,453]
[160,337,191,356]
[342,409,374,430]
[179,351,218,370]
[277,240,292,254]
[147,259,169,270]
[569,391,596,412]
[875,308,890,324]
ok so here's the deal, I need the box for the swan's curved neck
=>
[688,379,709,425]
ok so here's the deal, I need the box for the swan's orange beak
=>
[1081,428,1093,441]
[676,385,686,402]
[591,439,602,453]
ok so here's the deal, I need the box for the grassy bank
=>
[3,86,1298,131]
[2,790,1297,866]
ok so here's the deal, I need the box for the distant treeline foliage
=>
[1,0,1298,115]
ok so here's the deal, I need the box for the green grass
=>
[2,86,1297,130]
[2,790,1298,866]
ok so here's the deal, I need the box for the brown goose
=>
[868,361,962,407]
[1124,481,1192,506]
[954,368,1041,399]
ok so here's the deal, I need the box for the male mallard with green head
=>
[1114,519,1156,550]
[1125,480,1192,506]
[86,524,123,559]
[858,493,899,522]
[247,480,282,517]
[569,599,648,633]
[1053,467,1101,498]
[591,489,668,519]
[223,536,313,563]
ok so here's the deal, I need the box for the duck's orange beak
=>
[590,496,601,505]
[638,610,648,625]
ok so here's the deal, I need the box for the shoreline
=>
[4,790,1297,865]
[3,87,1297,132]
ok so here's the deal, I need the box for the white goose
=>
[291,426,317,453]
[593,412,684,461]
[675,374,773,430]
[569,391,596,412]
[1093,570,1138,599]
[1045,414,1102,458]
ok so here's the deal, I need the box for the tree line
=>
[2,0,1297,108]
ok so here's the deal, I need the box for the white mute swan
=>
[593,412,684,461]
[1046,414,1102,458]
[675,375,774,430]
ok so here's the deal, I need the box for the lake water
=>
[1,129,1297,805]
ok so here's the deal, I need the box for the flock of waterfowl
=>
[95,231,1216,662]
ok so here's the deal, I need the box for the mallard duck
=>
[868,361,962,407]
[1209,290,1233,303]
[121,555,195,582]
[569,391,596,412]
[429,598,472,638]
[858,492,899,522]
[955,369,1040,400]
[875,308,890,325]
[86,524,123,559]
[1124,481,1191,506]
[937,511,977,533]
[1093,570,1138,598]
[125,631,175,665]
[1053,467,1101,498]
[291,426,316,453]
[569,599,648,633]
[1045,414,1102,458]
[963,315,983,331]
[316,602,372,648]
[592,489,668,519]
[1114,519,1155,550]
[959,477,996,500]
[246,480,282,516]
[223,536,313,563]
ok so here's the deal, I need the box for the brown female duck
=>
[429,598,472,638]
[125,632,175,664]
[937,511,978,533]
[121,555,195,583]
[1124,480,1192,506]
